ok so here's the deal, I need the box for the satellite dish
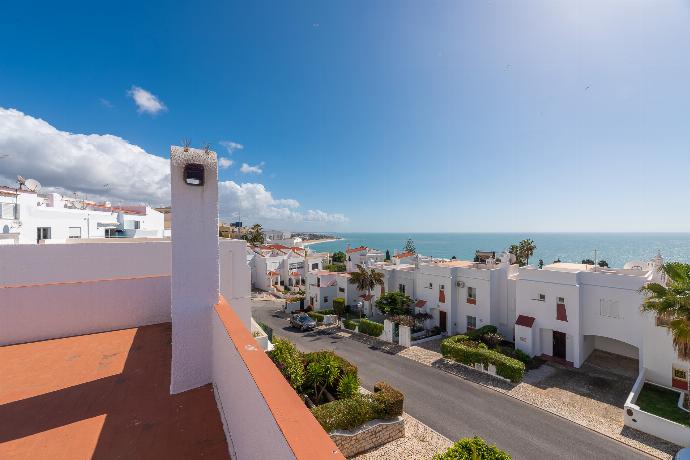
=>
[16,175,25,187]
[24,179,41,192]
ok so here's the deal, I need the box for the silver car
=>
[290,313,316,331]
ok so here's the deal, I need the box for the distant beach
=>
[302,238,340,246]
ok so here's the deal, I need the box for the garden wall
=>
[330,416,405,457]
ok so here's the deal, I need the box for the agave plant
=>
[640,262,690,360]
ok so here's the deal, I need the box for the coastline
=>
[302,238,341,246]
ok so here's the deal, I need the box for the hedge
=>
[467,324,498,341]
[433,436,511,460]
[441,335,525,383]
[268,337,305,390]
[311,381,404,432]
[343,319,357,330]
[358,319,384,337]
[332,298,347,316]
[307,312,324,322]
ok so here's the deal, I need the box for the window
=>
[68,227,81,239]
[439,284,445,290]
[557,296,565,304]
[316,278,321,287]
[36,227,51,241]
[323,296,329,303]
[339,287,345,293]
[311,263,319,270]
[105,228,117,238]
[467,286,477,304]
[673,367,687,380]
[134,221,141,230]
[467,316,477,331]
[398,284,406,294]
[1,203,17,219]
[538,294,546,302]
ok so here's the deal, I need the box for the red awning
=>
[414,300,427,308]
[515,315,536,328]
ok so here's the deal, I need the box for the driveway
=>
[253,300,653,460]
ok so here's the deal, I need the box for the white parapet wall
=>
[0,241,172,346]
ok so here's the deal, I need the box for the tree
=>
[518,239,536,266]
[333,298,347,317]
[403,238,416,254]
[332,251,346,263]
[242,223,265,245]
[375,292,413,316]
[508,244,523,266]
[581,259,595,265]
[640,262,690,360]
[385,249,391,261]
[538,259,544,269]
[349,264,385,317]
[305,353,340,403]
[598,260,609,268]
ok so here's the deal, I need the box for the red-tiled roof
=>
[260,244,291,251]
[346,246,368,254]
[290,271,301,277]
[267,271,280,277]
[414,300,427,308]
[395,251,415,259]
[515,315,536,328]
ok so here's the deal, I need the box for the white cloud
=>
[219,140,244,153]
[0,108,346,225]
[127,86,167,115]
[218,157,233,169]
[240,162,263,174]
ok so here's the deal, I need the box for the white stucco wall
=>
[220,239,252,329]
[170,147,219,394]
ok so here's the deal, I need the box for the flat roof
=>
[0,323,229,459]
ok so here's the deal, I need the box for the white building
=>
[345,246,385,272]
[0,186,165,245]
[248,243,325,292]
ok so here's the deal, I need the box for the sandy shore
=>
[302,238,341,246]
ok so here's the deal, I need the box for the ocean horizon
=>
[306,232,690,268]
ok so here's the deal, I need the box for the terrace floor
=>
[0,323,230,460]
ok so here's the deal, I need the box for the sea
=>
[305,233,690,268]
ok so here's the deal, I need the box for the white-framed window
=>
[398,284,406,294]
[1,202,17,219]
[557,296,565,304]
[538,294,546,302]
[467,287,477,300]
[439,284,445,291]
[311,263,319,270]
[68,227,82,239]
[134,221,141,230]
[324,296,329,303]
[339,287,345,293]
[466,316,477,330]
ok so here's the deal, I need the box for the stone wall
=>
[330,417,405,458]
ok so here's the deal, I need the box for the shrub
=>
[304,351,357,392]
[358,319,384,337]
[268,337,305,390]
[325,263,346,272]
[343,319,357,330]
[375,291,413,316]
[337,373,360,399]
[373,381,404,418]
[333,298,347,317]
[307,312,324,322]
[320,309,336,315]
[311,395,376,432]
[467,325,498,341]
[484,332,503,349]
[434,436,511,460]
[441,336,525,383]
[305,352,340,402]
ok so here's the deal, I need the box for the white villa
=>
[248,244,325,292]
[0,186,165,245]
[345,245,385,272]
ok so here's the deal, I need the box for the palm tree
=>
[243,223,264,245]
[349,264,384,318]
[641,262,690,360]
[519,239,536,266]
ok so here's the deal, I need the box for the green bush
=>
[304,351,358,382]
[467,325,498,341]
[311,381,404,432]
[343,319,357,330]
[268,337,305,390]
[373,381,404,418]
[333,298,347,317]
[311,395,377,432]
[441,335,525,383]
[319,309,335,315]
[307,312,325,322]
[433,436,511,460]
[325,263,346,272]
[358,319,384,337]
[337,373,360,399]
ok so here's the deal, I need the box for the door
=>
[553,331,566,359]
[439,310,447,333]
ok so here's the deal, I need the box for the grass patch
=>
[636,383,689,426]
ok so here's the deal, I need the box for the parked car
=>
[290,313,316,331]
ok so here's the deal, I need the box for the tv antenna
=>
[16,175,26,189]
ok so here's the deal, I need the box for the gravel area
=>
[352,413,453,460]
[398,345,679,459]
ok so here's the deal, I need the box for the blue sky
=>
[1,1,689,232]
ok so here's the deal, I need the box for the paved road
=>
[253,299,652,460]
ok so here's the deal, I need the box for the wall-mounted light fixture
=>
[183,163,205,186]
